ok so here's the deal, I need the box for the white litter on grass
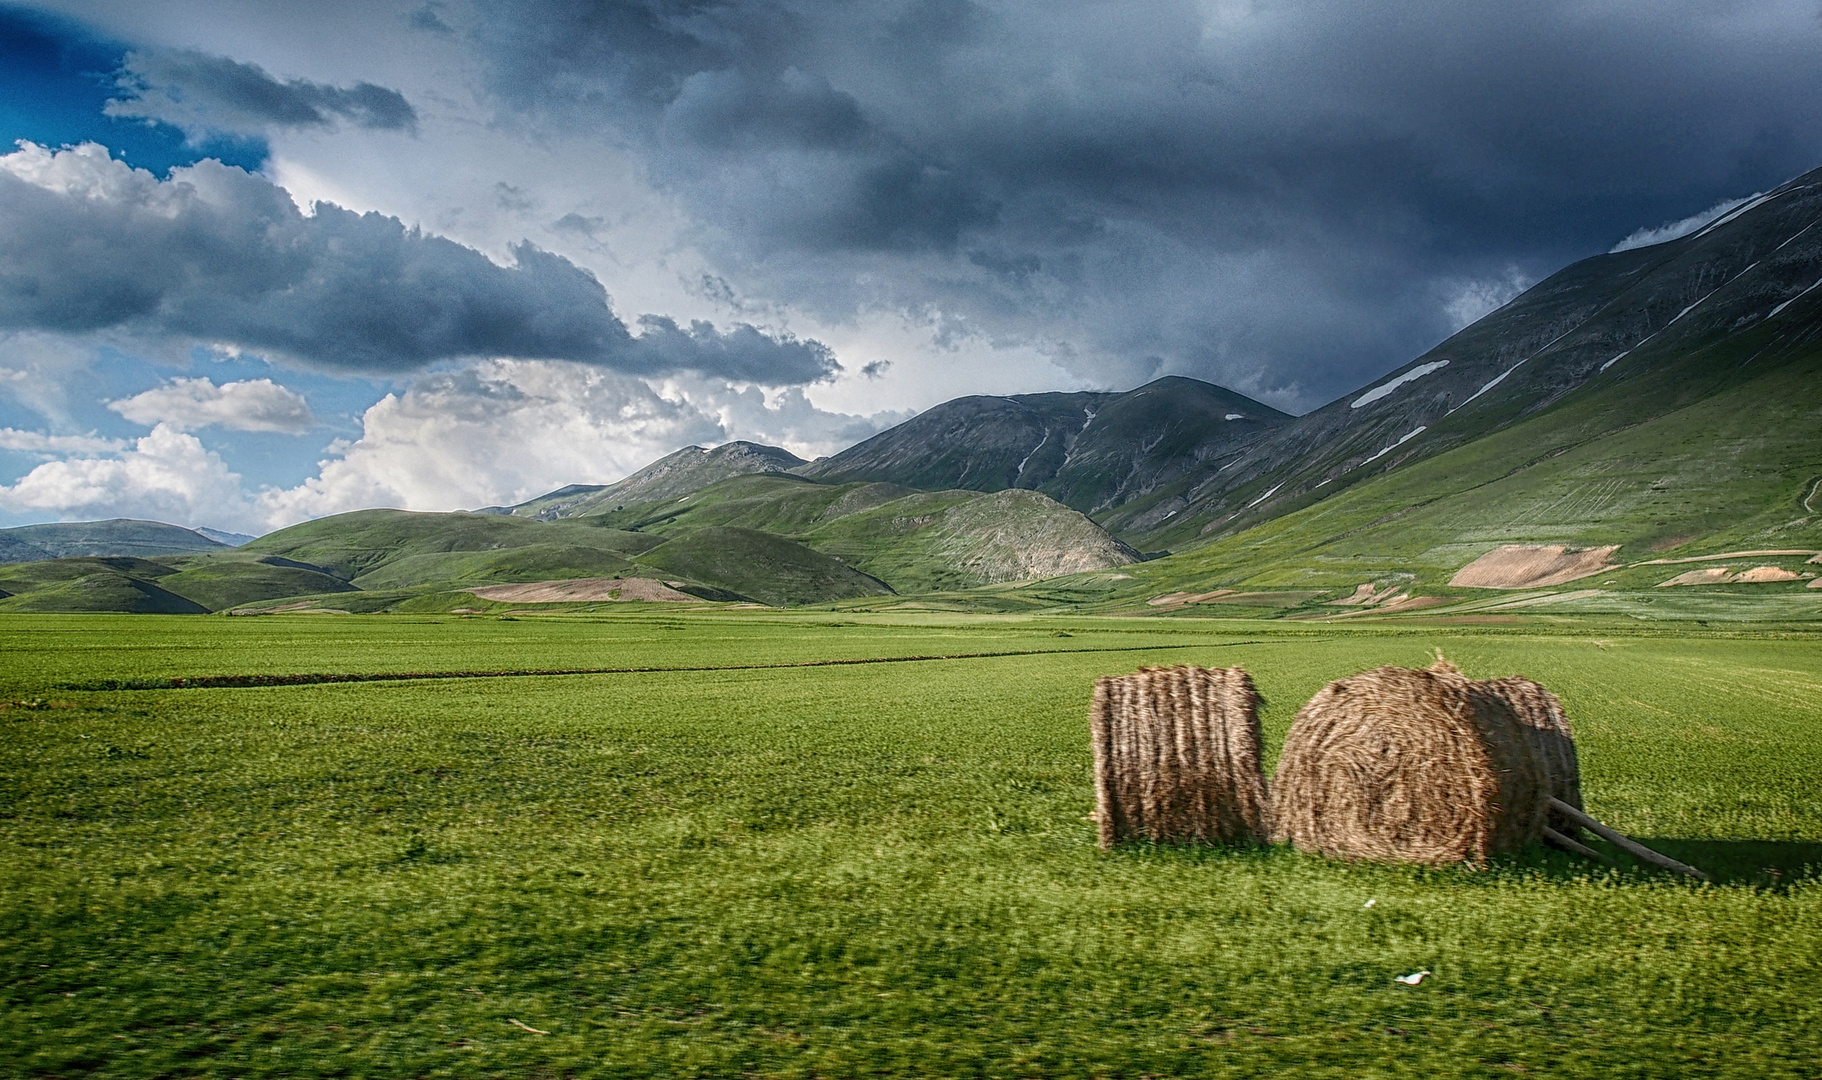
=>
[1363,898,1377,909]
[1361,426,1427,465]
[1351,360,1450,409]
[1245,482,1284,508]
[1225,413,1244,420]
[1395,971,1431,986]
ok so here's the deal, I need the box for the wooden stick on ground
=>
[1547,797,1710,882]
[1542,825,1612,864]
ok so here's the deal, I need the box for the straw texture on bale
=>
[1478,673,1583,829]
[1090,665,1268,848]
[1269,665,1550,865]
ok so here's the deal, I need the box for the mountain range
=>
[5,164,1820,615]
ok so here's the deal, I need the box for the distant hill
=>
[0,519,228,563]
[196,527,256,547]
[484,441,807,519]
[0,556,209,614]
[582,472,1142,593]
[796,376,1289,519]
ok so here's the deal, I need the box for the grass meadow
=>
[2,612,1820,1078]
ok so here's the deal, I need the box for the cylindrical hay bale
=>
[1479,675,1583,830]
[1269,665,1549,865]
[1089,665,1268,848]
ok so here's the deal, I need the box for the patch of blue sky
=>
[0,4,266,174]
[0,340,393,492]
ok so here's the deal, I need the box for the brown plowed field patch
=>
[1657,568,1735,587]
[1449,545,1620,589]
[468,577,697,603]
[1734,566,1803,583]
[1327,584,1380,606]
[1147,589,1235,607]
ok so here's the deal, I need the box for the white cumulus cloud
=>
[259,360,907,526]
[0,423,256,532]
[0,429,127,456]
[109,377,316,433]
[1,360,909,533]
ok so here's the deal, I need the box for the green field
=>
[3,613,1820,1077]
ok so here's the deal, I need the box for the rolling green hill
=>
[636,526,893,607]
[572,472,1142,594]
[152,558,361,612]
[0,519,228,563]
[239,510,662,582]
[0,557,206,614]
[487,441,808,519]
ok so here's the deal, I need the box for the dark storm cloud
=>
[0,142,838,383]
[107,49,419,135]
[472,0,1822,409]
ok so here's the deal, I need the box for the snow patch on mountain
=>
[1361,426,1427,465]
[1351,360,1450,409]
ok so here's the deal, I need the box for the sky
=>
[3,1,1822,535]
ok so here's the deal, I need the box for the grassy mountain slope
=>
[578,472,1142,593]
[804,489,1143,592]
[153,558,361,612]
[1076,325,1822,604]
[1122,165,1822,549]
[797,377,1289,519]
[346,544,643,590]
[0,557,206,614]
[579,474,917,536]
[228,506,896,608]
[0,519,227,563]
[492,441,808,519]
[635,526,894,607]
[242,510,662,583]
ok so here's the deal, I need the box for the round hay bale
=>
[1478,674,1582,827]
[1090,665,1268,848]
[1431,656,1583,828]
[1269,665,1549,865]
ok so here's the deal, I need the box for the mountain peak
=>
[499,440,809,520]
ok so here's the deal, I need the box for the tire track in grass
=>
[63,640,1280,691]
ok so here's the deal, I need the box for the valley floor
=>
[2,612,1819,1077]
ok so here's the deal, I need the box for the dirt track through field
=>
[63,640,1278,691]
